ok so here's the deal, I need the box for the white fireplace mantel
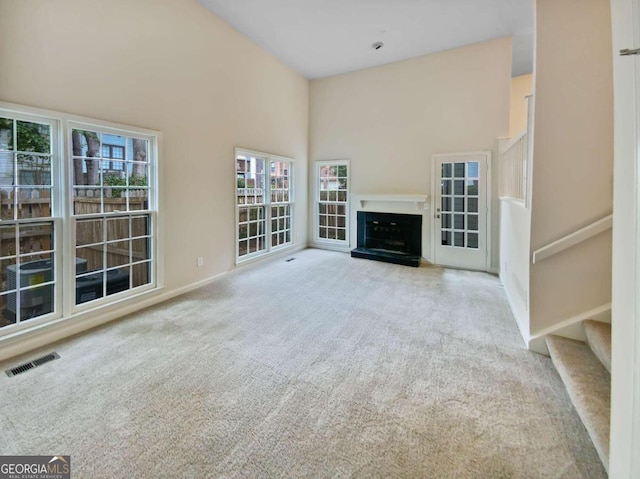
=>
[354,194,429,211]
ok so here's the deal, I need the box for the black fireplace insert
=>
[350,211,422,267]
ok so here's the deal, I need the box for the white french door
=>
[432,152,490,270]
[610,0,640,475]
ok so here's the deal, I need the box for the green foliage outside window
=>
[104,174,147,198]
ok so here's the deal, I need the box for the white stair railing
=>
[499,130,528,201]
[532,214,613,264]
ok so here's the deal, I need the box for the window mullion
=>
[266,157,272,252]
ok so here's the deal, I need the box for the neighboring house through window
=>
[101,137,126,174]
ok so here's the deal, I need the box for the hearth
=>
[350,211,422,267]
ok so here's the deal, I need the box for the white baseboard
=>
[309,242,352,254]
[234,244,306,269]
[0,271,231,364]
[0,245,315,364]
[527,303,612,356]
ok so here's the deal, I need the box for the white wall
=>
[499,200,531,340]
[309,38,511,269]
[0,0,309,355]
[509,74,533,137]
[0,0,309,288]
[529,0,613,334]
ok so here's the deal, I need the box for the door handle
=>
[620,48,640,56]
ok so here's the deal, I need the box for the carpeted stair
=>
[546,321,611,473]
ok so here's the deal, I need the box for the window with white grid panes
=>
[270,160,292,248]
[440,161,480,249]
[0,106,159,336]
[236,150,294,261]
[236,153,267,258]
[71,127,154,306]
[317,162,348,242]
[0,116,56,328]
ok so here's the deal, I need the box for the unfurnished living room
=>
[0,0,638,477]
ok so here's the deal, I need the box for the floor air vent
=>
[6,352,60,378]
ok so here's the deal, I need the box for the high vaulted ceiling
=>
[198,0,534,80]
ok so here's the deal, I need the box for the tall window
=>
[71,125,154,306]
[236,149,293,262]
[316,161,349,244]
[0,105,158,334]
[270,160,292,248]
[0,116,56,327]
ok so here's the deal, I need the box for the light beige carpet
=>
[0,249,606,478]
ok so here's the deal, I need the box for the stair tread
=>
[546,335,610,472]
[584,320,611,373]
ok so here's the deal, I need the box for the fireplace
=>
[351,211,422,267]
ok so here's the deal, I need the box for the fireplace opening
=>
[351,211,422,267]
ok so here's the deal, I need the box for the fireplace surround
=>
[350,211,422,267]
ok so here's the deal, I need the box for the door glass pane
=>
[441,231,452,246]
[454,232,464,247]
[468,233,479,249]
[439,159,482,251]
[467,180,479,196]
[318,162,348,243]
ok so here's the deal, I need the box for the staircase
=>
[546,320,611,473]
